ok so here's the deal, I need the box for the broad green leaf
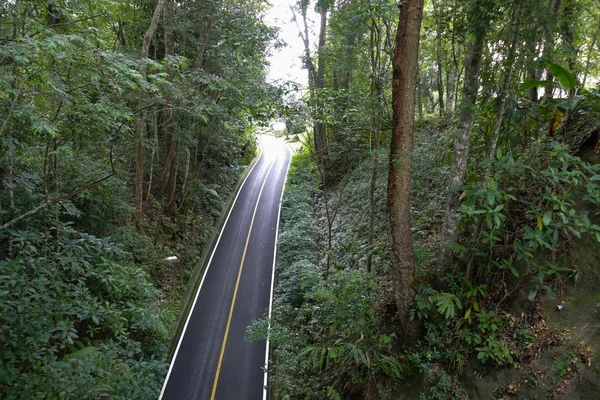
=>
[547,62,577,89]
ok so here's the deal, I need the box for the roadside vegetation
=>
[0,0,276,398]
[3,0,600,398]
[249,0,600,399]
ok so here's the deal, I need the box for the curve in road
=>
[160,134,291,400]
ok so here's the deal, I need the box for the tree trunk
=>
[483,4,521,183]
[146,110,158,202]
[180,147,191,198]
[158,0,178,213]
[543,0,562,99]
[195,19,213,69]
[436,10,487,284]
[582,23,600,88]
[313,3,329,173]
[367,16,384,273]
[431,0,445,115]
[387,0,424,346]
[135,0,166,222]
[560,0,577,97]
[417,71,424,118]
[293,3,326,172]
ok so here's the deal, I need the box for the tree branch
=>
[1,139,117,231]
[0,172,116,231]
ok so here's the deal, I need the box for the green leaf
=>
[521,80,554,91]
[547,62,577,90]
[494,215,501,227]
[464,307,472,321]
[543,210,553,226]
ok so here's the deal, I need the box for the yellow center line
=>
[210,159,275,400]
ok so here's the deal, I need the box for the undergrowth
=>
[253,117,600,399]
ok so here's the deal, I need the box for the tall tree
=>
[293,0,329,174]
[366,1,386,273]
[387,0,425,345]
[431,0,445,115]
[436,0,491,283]
[135,0,166,222]
[542,0,563,99]
[483,1,522,183]
[313,0,329,171]
[158,0,178,213]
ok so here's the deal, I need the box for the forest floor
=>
[459,235,600,400]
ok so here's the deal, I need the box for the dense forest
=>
[0,0,278,397]
[2,0,600,399]
[249,0,600,399]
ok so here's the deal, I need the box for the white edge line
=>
[211,144,276,396]
[159,138,265,399]
[263,141,292,400]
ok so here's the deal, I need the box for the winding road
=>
[159,134,291,400]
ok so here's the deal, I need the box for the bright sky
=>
[263,0,317,88]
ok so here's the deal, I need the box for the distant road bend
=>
[159,134,291,400]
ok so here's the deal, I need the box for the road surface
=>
[160,135,291,400]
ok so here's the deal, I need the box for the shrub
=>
[0,223,167,398]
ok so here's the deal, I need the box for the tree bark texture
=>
[436,18,487,284]
[387,0,424,346]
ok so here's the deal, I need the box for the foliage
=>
[248,153,407,398]
[0,223,167,397]
[457,142,600,299]
[264,0,600,396]
[0,0,278,396]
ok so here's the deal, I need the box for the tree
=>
[293,0,329,175]
[387,0,425,345]
[135,0,166,223]
[436,0,491,283]
[0,0,278,396]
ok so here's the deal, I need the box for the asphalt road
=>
[159,135,291,400]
